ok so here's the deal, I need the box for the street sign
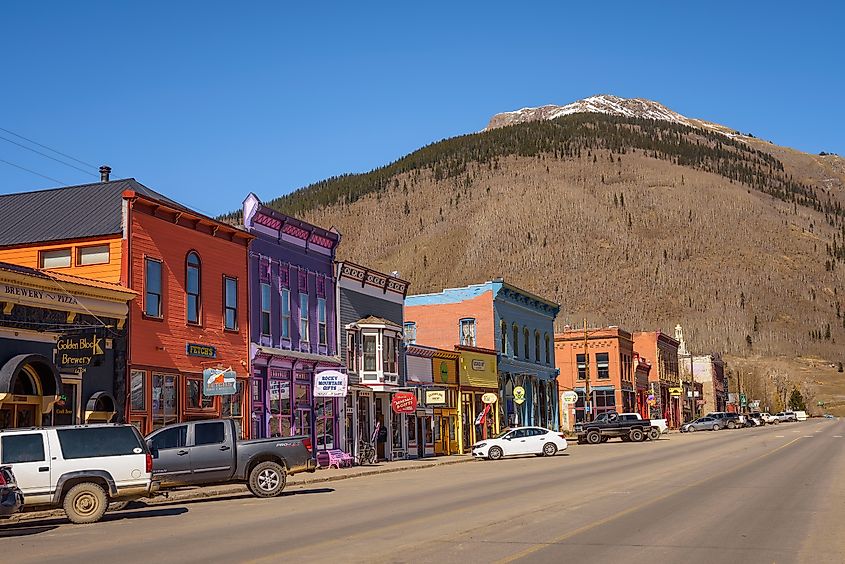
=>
[740,393,747,406]
[562,391,578,404]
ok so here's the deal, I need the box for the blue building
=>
[405,279,560,430]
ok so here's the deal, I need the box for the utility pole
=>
[583,318,592,422]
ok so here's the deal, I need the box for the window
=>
[318,298,327,345]
[269,378,292,438]
[150,425,187,450]
[346,331,358,372]
[597,352,610,379]
[260,283,271,336]
[130,370,146,412]
[383,334,396,373]
[78,244,110,266]
[523,327,530,359]
[186,252,201,324]
[186,378,214,410]
[145,257,162,317]
[281,288,290,339]
[152,373,179,430]
[224,276,238,330]
[299,293,309,342]
[459,318,476,347]
[500,320,508,355]
[363,334,377,371]
[512,324,519,358]
[577,353,588,380]
[316,398,334,450]
[221,381,244,439]
[57,427,143,459]
[535,331,541,363]
[194,422,226,445]
[40,248,71,269]
[404,322,417,345]
[545,334,551,365]
[1,434,45,463]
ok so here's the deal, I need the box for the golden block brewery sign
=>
[56,333,104,367]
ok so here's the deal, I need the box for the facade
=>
[554,326,637,428]
[692,354,728,414]
[634,354,652,419]
[632,331,681,429]
[0,176,254,436]
[404,345,438,458]
[405,279,559,431]
[242,194,342,448]
[337,261,409,461]
[455,345,500,450]
[0,262,134,429]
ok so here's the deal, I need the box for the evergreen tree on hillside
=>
[788,388,806,411]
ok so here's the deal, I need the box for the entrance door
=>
[52,381,80,426]
[461,393,474,451]
[375,397,385,460]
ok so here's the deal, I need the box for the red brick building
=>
[632,331,681,429]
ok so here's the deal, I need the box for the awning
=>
[0,354,61,397]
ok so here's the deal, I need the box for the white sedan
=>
[472,427,568,460]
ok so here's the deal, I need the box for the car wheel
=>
[586,430,602,445]
[629,428,644,442]
[726,421,736,429]
[688,426,696,432]
[712,425,720,431]
[773,419,779,425]
[488,446,504,460]
[248,461,287,498]
[648,428,660,441]
[63,482,108,524]
[543,442,558,457]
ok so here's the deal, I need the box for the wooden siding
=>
[128,205,250,374]
[0,236,123,283]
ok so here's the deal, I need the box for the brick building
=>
[632,331,681,429]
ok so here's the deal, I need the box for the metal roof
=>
[0,178,185,246]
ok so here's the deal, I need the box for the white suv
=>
[0,424,159,523]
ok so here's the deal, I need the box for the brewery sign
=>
[56,333,104,367]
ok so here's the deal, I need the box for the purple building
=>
[242,194,342,446]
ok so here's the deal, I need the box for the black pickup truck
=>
[575,412,659,444]
[146,419,316,498]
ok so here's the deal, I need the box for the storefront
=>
[0,262,133,429]
[430,350,460,456]
[456,346,500,452]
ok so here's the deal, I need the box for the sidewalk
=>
[6,454,474,524]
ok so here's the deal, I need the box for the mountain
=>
[224,97,845,406]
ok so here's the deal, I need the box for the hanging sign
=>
[56,332,104,367]
[513,386,526,405]
[562,391,578,404]
[669,387,683,396]
[392,392,418,414]
[203,368,237,396]
[481,392,498,404]
[314,370,348,397]
[425,390,446,405]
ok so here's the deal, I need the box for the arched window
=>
[545,333,551,365]
[535,331,541,363]
[512,324,519,358]
[186,251,201,324]
[523,327,530,359]
[500,320,508,355]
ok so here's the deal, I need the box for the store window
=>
[318,298,327,345]
[577,354,588,379]
[151,373,178,430]
[130,370,146,412]
[260,283,271,336]
[269,378,292,437]
[145,258,163,318]
[597,353,610,379]
[299,293,310,342]
[281,288,290,339]
[40,248,71,269]
[78,244,110,266]
[224,276,238,330]
[186,251,201,325]
[315,398,334,450]
[459,318,476,347]
[186,378,214,410]
[221,381,244,439]
[594,389,616,415]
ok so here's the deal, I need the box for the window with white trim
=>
[459,318,476,347]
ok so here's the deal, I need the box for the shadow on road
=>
[0,507,188,532]
[0,524,58,538]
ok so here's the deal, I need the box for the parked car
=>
[774,411,797,423]
[746,413,764,426]
[759,412,778,424]
[0,424,159,524]
[0,465,23,518]
[575,412,659,444]
[706,412,745,429]
[146,419,316,498]
[471,427,567,460]
[680,417,726,432]
[823,414,836,419]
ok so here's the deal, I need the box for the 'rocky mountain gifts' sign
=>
[56,333,104,368]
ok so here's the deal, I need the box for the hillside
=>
[223,106,845,401]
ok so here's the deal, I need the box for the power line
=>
[0,126,97,169]
[0,134,97,178]
[0,157,68,185]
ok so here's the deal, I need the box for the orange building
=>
[632,331,681,429]
[0,171,253,435]
[555,326,637,428]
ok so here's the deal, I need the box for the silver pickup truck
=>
[146,419,316,498]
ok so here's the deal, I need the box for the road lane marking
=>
[776,435,785,438]
[834,435,843,438]
[494,436,804,564]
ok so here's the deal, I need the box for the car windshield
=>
[494,430,512,439]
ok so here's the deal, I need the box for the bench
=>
[317,449,354,469]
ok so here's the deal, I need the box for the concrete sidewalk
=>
[6,453,474,523]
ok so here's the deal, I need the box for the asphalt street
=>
[2,419,843,564]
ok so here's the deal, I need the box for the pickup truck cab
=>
[0,424,158,523]
[146,419,316,498]
[575,412,659,444]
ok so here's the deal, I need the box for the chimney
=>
[99,165,111,182]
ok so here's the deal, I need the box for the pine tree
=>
[788,388,806,411]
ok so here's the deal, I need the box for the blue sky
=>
[1,1,842,215]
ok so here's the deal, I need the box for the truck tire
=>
[63,482,108,524]
[629,428,644,442]
[586,430,602,444]
[248,461,287,498]
[648,428,661,441]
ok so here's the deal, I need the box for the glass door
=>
[152,373,179,431]
[52,380,80,426]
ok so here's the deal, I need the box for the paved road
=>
[2,419,844,563]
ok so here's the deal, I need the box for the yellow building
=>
[456,345,500,451]
[430,349,460,455]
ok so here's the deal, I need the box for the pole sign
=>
[481,392,498,404]
[513,386,526,405]
[562,391,578,404]
[314,370,348,397]
[203,367,237,396]
[56,332,104,368]
[740,393,747,407]
[391,392,418,414]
